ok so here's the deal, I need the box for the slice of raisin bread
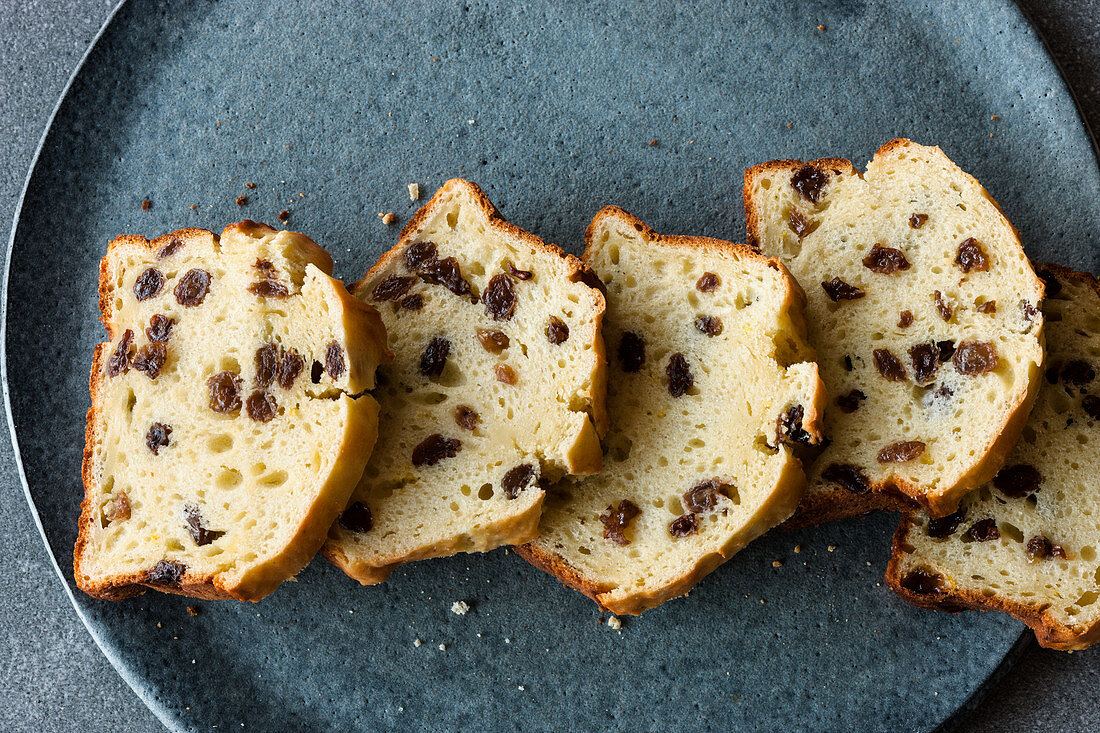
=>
[323,179,607,584]
[744,139,1045,524]
[887,265,1100,650]
[514,207,825,615]
[76,221,391,601]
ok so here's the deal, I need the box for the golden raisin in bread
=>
[76,221,390,601]
[514,207,825,615]
[323,179,607,584]
[887,266,1100,650]
[744,139,1045,524]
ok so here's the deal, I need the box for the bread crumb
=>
[156,622,162,628]
[408,183,420,201]
[141,199,152,211]
[467,119,475,125]
[451,600,470,615]
[828,545,837,552]
[505,637,512,644]
[381,212,397,225]
[817,24,825,31]
[866,561,872,566]
[991,114,999,120]
[413,639,422,647]
[438,643,447,651]
[648,139,659,147]
[607,616,622,630]
[794,545,802,554]
[245,182,257,189]
[518,685,526,691]
[189,204,196,210]
[772,560,782,568]
[277,210,290,222]
[186,606,200,616]
[235,195,248,206]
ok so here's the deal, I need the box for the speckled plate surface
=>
[6,0,1098,730]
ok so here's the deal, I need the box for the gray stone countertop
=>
[1,1,1097,731]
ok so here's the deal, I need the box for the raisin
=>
[547,316,570,344]
[666,353,694,397]
[254,343,279,388]
[419,257,472,298]
[1021,301,1039,322]
[862,244,911,274]
[174,268,211,306]
[338,502,373,532]
[1026,535,1052,561]
[790,165,829,203]
[107,329,134,377]
[372,275,416,301]
[953,340,998,376]
[104,492,131,524]
[495,364,517,385]
[134,268,166,301]
[411,434,461,466]
[404,241,438,271]
[618,332,645,372]
[776,405,811,445]
[877,440,926,463]
[873,348,907,381]
[311,361,324,384]
[208,371,242,413]
[325,341,346,379]
[146,314,174,343]
[909,213,928,229]
[788,209,810,238]
[898,310,914,328]
[184,503,224,546]
[156,237,183,259]
[578,267,605,293]
[937,340,956,362]
[245,390,277,422]
[966,519,1000,542]
[476,329,510,353]
[977,301,996,314]
[145,422,171,455]
[822,463,869,494]
[506,262,533,280]
[900,568,944,595]
[1052,545,1068,559]
[484,274,517,321]
[277,350,304,389]
[454,404,479,431]
[419,337,451,378]
[695,315,724,337]
[133,343,167,379]
[843,355,853,371]
[669,513,699,538]
[1061,359,1096,385]
[1037,268,1062,296]
[254,259,278,278]
[934,290,953,321]
[1083,395,1100,420]
[927,508,966,538]
[683,479,730,513]
[821,277,865,302]
[993,464,1041,498]
[909,342,939,385]
[836,389,866,413]
[600,499,641,546]
[696,272,720,292]
[248,280,289,299]
[956,238,990,273]
[401,294,424,310]
[146,560,186,586]
[502,464,536,499]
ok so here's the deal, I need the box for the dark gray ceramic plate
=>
[6,0,1098,730]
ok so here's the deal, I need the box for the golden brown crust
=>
[76,222,382,601]
[744,139,1045,522]
[517,205,820,615]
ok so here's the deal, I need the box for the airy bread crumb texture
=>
[324,179,607,584]
[76,221,390,601]
[517,207,825,615]
[744,139,1045,521]
[888,266,1100,650]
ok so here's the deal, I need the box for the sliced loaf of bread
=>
[76,221,390,601]
[887,265,1100,650]
[744,139,1045,524]
[323,179,607,584]
[515,207,825,615]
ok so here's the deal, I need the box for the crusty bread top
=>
[745,139,1045,520]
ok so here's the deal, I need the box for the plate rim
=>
[4,1,1094,730]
